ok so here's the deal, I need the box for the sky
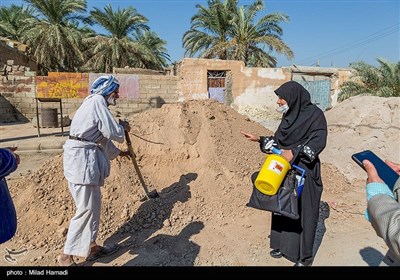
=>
[0,0,399,68]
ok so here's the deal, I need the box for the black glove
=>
[259,136,277,153]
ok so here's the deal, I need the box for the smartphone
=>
[352,150,399,191]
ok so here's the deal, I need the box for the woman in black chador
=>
[241,81,328,266]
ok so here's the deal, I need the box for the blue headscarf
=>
[0,148,17,177]
[90,75,120,97]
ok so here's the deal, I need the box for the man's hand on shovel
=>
[118,119,132,158]
[119,150,132,158]
[119,119,131,132]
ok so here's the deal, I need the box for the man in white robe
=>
[58,75,130,266]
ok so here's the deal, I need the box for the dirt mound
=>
[6,99,274,265]
[4,97,396,266]
[322,95,400,183]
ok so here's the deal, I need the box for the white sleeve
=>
[95,99,125,143]
[102,140,121,160]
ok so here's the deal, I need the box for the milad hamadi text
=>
[6,269,68,276]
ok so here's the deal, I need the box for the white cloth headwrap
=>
[90,75,120,97]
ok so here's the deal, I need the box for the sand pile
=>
[5,96,396,266]
[322,95,400,183]
[6,99,274,265]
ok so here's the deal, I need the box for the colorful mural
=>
[35,73,88,98]
[36,73,140,99]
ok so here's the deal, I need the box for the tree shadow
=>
[124,221,204,266]
[313,201,330,257]
[359,246,384,266]
[81,172,198,266]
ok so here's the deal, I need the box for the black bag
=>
[246,169,299,220]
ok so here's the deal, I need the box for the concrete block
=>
[25,71,35,77]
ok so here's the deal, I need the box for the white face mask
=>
[276,104,289,114]
[106,95,117,106]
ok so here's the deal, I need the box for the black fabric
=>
[273,81,327,150]
[247,171,299,220]
[257,81,328,264]
[270,168,323,263]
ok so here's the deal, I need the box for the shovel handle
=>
[124,129,132,146]
[123,128,151,199]
[124,130,137,158]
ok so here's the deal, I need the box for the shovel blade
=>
[139,190,159,202]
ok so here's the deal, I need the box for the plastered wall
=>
[0,57,352,126]
[178,58,291,118]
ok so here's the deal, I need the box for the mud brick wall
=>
[0,72,180,125]
[0,43,37,73]
[0,70,36,123]
[43,73,180,119]
[119,74,179,115]
[58,74,179,121]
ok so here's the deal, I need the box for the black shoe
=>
[269,249,282,259]
[293,260,313,267]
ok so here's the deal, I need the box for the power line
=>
[297,23,399,66]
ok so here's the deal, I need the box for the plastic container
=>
[255,154,291,195]
[41,108,58,128]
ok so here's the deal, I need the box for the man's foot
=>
[57,254,76,266]
[269,249,283,259]
[86,244,120,262]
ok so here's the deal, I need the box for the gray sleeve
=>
[368,178,400,259]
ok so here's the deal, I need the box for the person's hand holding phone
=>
[363,160,384,184]
[352,150,399,191]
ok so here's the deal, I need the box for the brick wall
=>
[0,72,180,125]
[0,42,37,73]
[0,70,36,122]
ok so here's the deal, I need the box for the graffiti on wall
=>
[36,72,139,99]
[35,72,88,98]
[88,73,139,98]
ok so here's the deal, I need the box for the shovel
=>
[124,129,159,200]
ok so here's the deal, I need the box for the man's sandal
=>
[57,255,77,266]
[86,244,120,262]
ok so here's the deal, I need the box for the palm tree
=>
[338,58,400,101]
[182,0,293,67]
[85,4,167,72]
[183,0,236,60]
[229,0,293,67]
[133,31,170,70]
[0,4,35,42]
[22,0,87,73]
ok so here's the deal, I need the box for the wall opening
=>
[207,70,226,103]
